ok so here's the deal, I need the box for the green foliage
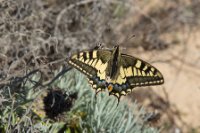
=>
[0,69,159,133]
[63,70,159,133]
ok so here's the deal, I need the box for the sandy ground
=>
[126,30,200,131]
[113,1,200,131]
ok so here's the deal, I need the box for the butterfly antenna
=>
[116,34,136,49]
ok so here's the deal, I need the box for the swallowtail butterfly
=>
[67,45,164,102]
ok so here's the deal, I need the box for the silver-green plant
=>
[0,68,159,133]
[54,69,159,133]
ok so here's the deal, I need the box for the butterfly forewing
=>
[69,50,111,74]
[121,54,164,87]
[68,49,112,90]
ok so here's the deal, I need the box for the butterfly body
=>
[68,45,164,100]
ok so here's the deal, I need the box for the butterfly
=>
[67,45,164,102]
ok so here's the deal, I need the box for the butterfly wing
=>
[121,54,164,86]
[108,54,164,99]
[68,49,112,91]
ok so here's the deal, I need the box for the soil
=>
[126,20,200,133]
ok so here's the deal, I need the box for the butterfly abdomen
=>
[107,45,121,80]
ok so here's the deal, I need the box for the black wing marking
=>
[68,49,112,78]
[121,54,164,87]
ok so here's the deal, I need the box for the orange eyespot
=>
[108,85,113,92]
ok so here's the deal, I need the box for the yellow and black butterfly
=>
[67,45,164,102]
